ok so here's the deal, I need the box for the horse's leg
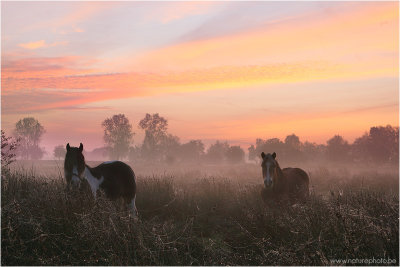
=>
[127,195,138,218]
[298,182,309,202]
[66,180,71,192]
[292,184,308,204]
[260,187,268,203]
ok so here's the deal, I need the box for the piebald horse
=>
[260,152,309,202]
[64,143,137,216]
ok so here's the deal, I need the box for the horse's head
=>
[64,143,85,187]
[261,152,277,187]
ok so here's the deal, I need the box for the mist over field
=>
[2,157,399,265]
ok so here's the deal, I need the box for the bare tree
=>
[13,117,45,160]
[102,114,134,160]
[1,130,20,168]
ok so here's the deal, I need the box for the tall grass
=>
[1,166,398,265]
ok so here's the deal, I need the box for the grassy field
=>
[1,162,399,265]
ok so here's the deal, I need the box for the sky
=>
[1,1,399,155]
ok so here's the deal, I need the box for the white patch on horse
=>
[84,167,104,198]
[71,166,80,185]
[103,161,117,165]
[71,175,80,184]
[264,162,272,187]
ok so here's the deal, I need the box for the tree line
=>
[2,114,398,165]
[249,126,399,165]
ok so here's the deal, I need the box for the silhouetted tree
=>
[160,134,181,163]
[179,140,205,162]
[248,144,257,162]
[1,130,20,168]
[352,133,370,163]
[53,145,66,160]
[128,146,141,163]
[13,117,45,160]
[352,125,399,164]
[102,114,134,160]
[139,113,168,139]
[248,125,398,165]
[254,138,285,161]
[326,135,350,162]
[205,141,230,163]
[284,134,303,161]
[303,141,326,161]
[369,125,398,163]
[85,147,109,161]
[139,113,168,160]
[226,145,245,163]
[285,134,301,149]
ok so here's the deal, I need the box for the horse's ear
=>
[272,152,276,159]
[79,143,83,152]
[66,143,70,151]
[261,152,266,159]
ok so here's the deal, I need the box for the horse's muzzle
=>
[264,181,272,187]
[71,173,82,187]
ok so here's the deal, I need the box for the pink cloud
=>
[1,61,377,113]
[2,55,97,79]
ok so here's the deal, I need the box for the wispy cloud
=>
[130,2,397,73]
[18,40,46,49]
[2,60,391,113]
[73,27,84,33]
[20,2,115,34]
[18,40,67,50]
[176,2,313,43]
[2,55,97,79]
[0,61,338,108]
[145,1,223,24]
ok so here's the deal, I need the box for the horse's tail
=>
[300,170,310,199]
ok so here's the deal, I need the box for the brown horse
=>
[260,152,309,202]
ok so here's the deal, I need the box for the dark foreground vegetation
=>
[2,166,399,265]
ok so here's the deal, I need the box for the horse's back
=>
[95,161,136,200]
[282,167,309,183]
[282,167,309,198]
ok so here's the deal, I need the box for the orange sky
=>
[1,1,398,154]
